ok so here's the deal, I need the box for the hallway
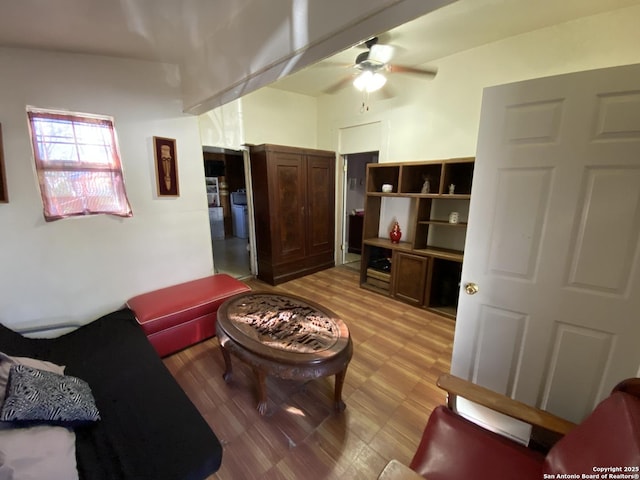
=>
[212,237,251,279]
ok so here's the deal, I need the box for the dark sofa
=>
[0,308,222,480]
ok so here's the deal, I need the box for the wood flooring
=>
[163,266,455,479]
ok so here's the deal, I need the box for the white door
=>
[451,63,640,423]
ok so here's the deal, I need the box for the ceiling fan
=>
[324,36,437,95]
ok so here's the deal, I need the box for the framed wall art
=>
[0,123,7,203]
[153,136,179,197]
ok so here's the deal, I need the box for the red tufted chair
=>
[378,375,640,480]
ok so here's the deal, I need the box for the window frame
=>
[26,107,132,221]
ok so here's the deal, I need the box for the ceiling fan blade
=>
[388,64,437,77]
[377,83,396,100]
[323,76,354,94]
[316,60,353,69]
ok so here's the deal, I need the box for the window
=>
[27,107,132,221]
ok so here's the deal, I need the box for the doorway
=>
[203,146,251,279]
[343,151,378,271]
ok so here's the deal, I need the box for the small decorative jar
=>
[389,222,402,243]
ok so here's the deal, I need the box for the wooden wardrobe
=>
[249,144,335,285]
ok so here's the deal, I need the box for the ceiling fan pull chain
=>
[360,91,370,113]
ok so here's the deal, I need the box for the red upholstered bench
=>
[126,274,251,357]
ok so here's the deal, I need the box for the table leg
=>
[254,368,268,415]
[334,367,348,412]
[219,344,233,382]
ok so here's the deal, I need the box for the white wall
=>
[316,4,640,161]
[243,88,318,148]
[198,100,246,150]
[198,88,317,150]
[0,48,213,332]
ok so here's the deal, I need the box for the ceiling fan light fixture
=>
[353,70,387,92]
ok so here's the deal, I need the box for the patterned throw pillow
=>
[0,365,100,424]
[0,352,66,407]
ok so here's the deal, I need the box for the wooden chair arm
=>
[437,373,577,436]
[377,459,426,480]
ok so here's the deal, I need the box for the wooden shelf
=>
[361,157,474,320]
[434,194,471,200]
[367,192,410,198]
[364,263,391,293]
[363,239,464,262]
[413,247,464,262]
[366,158,474,196]
[366,268,391,282]
[367,192,471,200]
[418,220,468,227]
[363,237,414,252]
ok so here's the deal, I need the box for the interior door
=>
[452,63,640,423]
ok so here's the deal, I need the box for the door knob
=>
[464,283,479,295]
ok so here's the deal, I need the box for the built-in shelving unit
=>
[359,158,474,319]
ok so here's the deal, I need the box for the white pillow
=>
[0,425,78,480]
[0,353,77,480]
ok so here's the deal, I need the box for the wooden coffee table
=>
[216,291,353,415]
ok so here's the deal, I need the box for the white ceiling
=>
[271,0,640,96]
[1,0,639,99]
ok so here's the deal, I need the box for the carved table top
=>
[217,292,351,366]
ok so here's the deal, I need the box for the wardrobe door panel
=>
[271,152,306,263]
[306,153,335,257]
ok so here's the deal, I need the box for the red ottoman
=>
[126,274,251,357]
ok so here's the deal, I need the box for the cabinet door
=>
[305,154,335,256]
[269,151,307,263]
[391,251,429,306]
